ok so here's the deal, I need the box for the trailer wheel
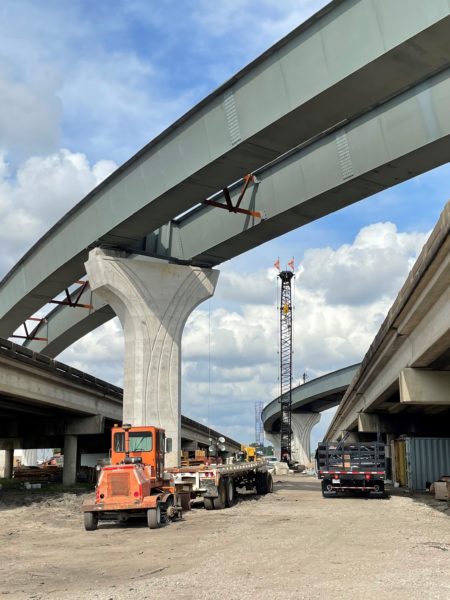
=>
[266,473,273,493]
[213,480,227,510]
[147,504,161,529]
[84,512,98,531]
[255,472,267,495]
[204,497,214,510]
[225,477,236,507]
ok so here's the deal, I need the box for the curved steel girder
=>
[24,69,450,355]
[262,364,360,434]
[2,0,450,337]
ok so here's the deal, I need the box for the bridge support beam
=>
[85,248,219,467]
[400,368,450,405]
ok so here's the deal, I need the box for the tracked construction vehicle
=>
[82,424,181,530]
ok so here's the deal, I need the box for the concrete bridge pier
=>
[2,448,14,478]
[62,435,78,486]
[290,412,320,465]
[85,248,219,467]
[264,412,320,465]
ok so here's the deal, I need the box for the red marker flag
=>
[274,258,280,271]
[287,258,295,272]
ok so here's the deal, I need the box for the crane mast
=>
[278,269,294,463]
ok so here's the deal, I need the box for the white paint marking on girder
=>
[335,130,354,180]
[223,89,242,146]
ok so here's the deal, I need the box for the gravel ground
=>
[1,475,449,600]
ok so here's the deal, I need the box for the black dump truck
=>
[316,441,386,498]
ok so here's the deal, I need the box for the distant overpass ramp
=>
[262,364,359,463]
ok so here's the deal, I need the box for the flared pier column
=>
[265,412,320,465]
[85,248,219,467]
[291,412,320,466]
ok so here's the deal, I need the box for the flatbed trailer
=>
[169,461,273,510]
[317,441,386,498]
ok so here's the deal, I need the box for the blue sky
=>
[0,0,448,450]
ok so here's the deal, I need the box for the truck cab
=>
[111,425,168,481]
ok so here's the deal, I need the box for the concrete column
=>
[85,248,219,467]
[264,432,281,460]
[291,412,320,465]
[63,435,77,486]
[3,448,14,479]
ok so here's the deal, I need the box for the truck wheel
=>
[321,480,336,498]
[213,480,227,510]
[163,495,174,522]
[204,497,214,510]
[147,504,161,529]
[322,490,336,498]
[266,473,273,493]
[370,481,385,498]
[84,512,98,531]
[255,472,267,495]
[225,478,236,507]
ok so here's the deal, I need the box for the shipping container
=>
[401,438,450,491]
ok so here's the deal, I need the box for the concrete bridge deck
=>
[326,201,450,441]
[0,337,241,454]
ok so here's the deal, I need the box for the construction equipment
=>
[238,445,257,462]
[276,264,295,463]
[82,424,182,530]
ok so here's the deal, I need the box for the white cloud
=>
[0,0,331,165]
[60,51,199,162]
[58,318,124,387]
[299,222,429,305]
[0,62,62,161]
[192,0,328,47]
[0,149,117,275]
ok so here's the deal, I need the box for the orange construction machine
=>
[82,424,181,531]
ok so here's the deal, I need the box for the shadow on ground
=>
[389,486,450,516]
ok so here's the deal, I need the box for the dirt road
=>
[1,476,449,600]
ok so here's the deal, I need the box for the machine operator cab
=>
[111,424,172,482]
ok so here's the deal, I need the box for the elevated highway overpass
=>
[0,0,449,466]
[0,338,241,483]
[262,364,359,463]
[326,201,450,443]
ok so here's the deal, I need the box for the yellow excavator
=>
[238,445,257,462]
